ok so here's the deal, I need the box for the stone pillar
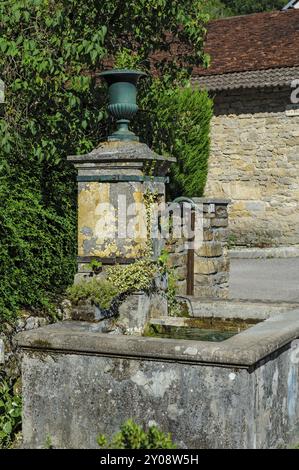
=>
[68,141,175,279]
[193,198,230,299]
[167,198,230,299]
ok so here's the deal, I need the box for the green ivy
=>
[0,172,76,322]
[0,375,22,449]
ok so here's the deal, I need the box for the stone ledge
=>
[192,197,231,204]
[15,311,299,368]
[68,141,176,164]
[230,245,299,259]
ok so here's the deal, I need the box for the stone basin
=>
[15,302,299,449]
[145,316,262,342]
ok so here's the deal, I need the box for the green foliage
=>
[222,0,285,15]
[88,259,103,274]
[97,419,176,449]
[67,278,119,309]
[157,249,170,272]
[141,84,213,198]
[45,435,54,449]
[67,257,159,309]
[0,375,22,449]
[114,49,143,70]
[0,172,76,322]
[166,270,182,317]
[106,258,158,294]
[227,233,237,249]
[0,1,209,320]
[200,0,234,18]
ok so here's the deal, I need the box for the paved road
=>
[229,258,299,302]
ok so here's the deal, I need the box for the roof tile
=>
[193,10,299,77]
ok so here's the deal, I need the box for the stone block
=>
[213,228,229,242]
[215,205,228,218]
[173,266,187,281]
[202,212,216,219]
[193,285,228,299]
[245,201,266,212]
[174,280,187,295]
[195,242,223,257]
[194,256,229,276]
[203,218,211,229]
[212,271,230,285]
[72,292,168,335]
[194,271,229,287]
[25,317,40,331]
[194,274,212,286]
[203,229,214,241]
[168,253,187,268]
[211,218,228,228]
[194,258,218,275]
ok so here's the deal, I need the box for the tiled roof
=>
[193,10,299,78]
[193,66,299,91]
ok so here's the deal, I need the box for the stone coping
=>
[229,245,299,259]
[15,310,299,369]
[68,141,176,164]
[182,297,299,320]
[192,197,231,204]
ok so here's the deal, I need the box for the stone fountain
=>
[16,70,299,449]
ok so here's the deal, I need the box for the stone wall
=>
[0,302,71,382]
[167,198,230,299]
[205,86,299,247]
[0,315,49,382]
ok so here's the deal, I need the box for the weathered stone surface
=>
[186,297,299,320]
[116,292,168,334]
[0,314,51,381]
[166,200,229,299]
[213,228,229,242]
[203,229,214,241]
[68,141,175,275]
[215,205,228,218]
[210,218,228,228]
[168,253,187,268]
[175,280,187,295]
[193,285,228,299]
[16,314,299,449]
[194,272,229,287]
[205,86,299,246]
[71,292,168,335]
[230,245,299,259]
[195,242,223,257]
[173,266,187,281]
[194,258,218,275]
[194,256,228,275]
[71,299,108,322]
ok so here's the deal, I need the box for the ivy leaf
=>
[3,421,12,435]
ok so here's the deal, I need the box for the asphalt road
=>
[229,258,299,302]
